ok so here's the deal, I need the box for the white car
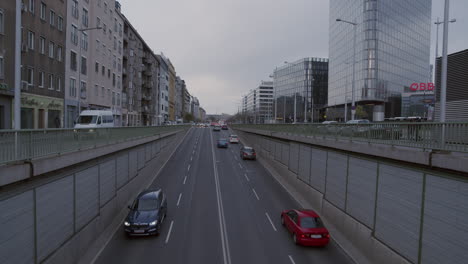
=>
[229,135,239,144]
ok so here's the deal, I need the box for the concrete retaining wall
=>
[0,129,188,264]
[236,129,468,264]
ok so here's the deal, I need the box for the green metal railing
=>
[0,125,189,165]
[231,123,468,153]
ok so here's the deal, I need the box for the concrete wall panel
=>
[36,176,74,262]
[281,143,290,166]
[325,152,348,210]
[116,154,129,189]
[75,166,99,231]
[346,158,377,228]
[0,191,34,264]
[274,141,282,161]
[288,142,299,174]
[310,148,327,193]
[145,144,151,162]
[129,149,138,178]
[375,165,423,263]
[137,146,145,170]
[298,145,311,184]
[421,175,468,264]
[99,160,116,207]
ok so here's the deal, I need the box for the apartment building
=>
[157,54,169,124]
[20,0,67,129]
[0,2,15,129]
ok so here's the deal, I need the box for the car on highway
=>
[124,189,168,236]
[213,125,221,131]
[240,146,256,160]
[281,209,330,246]
[217,138,229,148]
[322,121,338,124]
[229,135,239,143]
[222,124,228,130]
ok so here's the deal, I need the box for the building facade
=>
[182,84,191,120]
[157,54,169,124]
[168,60,176,121]
[273,58,328,123]
[175,76,184,122]
[328,0,432,121]
[191,96,199,121]
[0,2,15,129]
[435,49,468,121]
[21,0,67,129]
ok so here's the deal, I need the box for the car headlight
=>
[89,129,95,132]
[149,220,158,226]
[124,221,130,226]
[73,129,77,133]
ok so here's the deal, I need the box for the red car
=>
[281,209,330,246]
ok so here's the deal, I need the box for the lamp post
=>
[14,0,21,129]
[336,18,357,120]
[77,26,102,117]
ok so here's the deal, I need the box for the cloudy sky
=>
[119,0,467,115]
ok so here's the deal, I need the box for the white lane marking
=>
[252,188,260,200]
[177,193,182,207]
[210,129,232,264]
[265,212,277,232]
[183,176,187,185]
[190,156,193,161]
[244,173,250,182]
[192,150,195,155]
[288,255,296,264]
[187,164,191,171]
[238,163,243,169]
[165,221,174,244]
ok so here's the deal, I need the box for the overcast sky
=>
[119,0,467,115]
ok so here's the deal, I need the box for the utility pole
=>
[14,0,22,129]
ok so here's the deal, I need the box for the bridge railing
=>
[231,122,468,153]
[0,125,189,165]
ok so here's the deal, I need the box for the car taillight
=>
[253,153,256,155]
[324,233,330,238]
[301,234,306,238]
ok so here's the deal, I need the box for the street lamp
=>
[336,18,358,120]
[77,26,102,117]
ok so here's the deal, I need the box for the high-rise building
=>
[175,76,184,122]
[273,58,328,123]
[20,0,67,129]
[435,49,468,121]
[243,81,274,124]
[157,54,169,124]
[328,0,432,121]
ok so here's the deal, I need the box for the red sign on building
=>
[410,83,434,91]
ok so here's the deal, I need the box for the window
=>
[102,65,105,75]
[40,2,46,20]
[300,217,324,228]
[48,41,54,58]
[112,91,115,105]
[27,68,34,85]
[57,16,63,31]
[118,59,121,72]
[101,86,104,97]
[103,23,107,34]
[39,37,46,54]
[48,74,54,90]
[70,78,76,97]
[81,32,88,51]
[114,18,117,31]
[118,41,122,55]
[96,17,101,28]
[95,62,99,73]
[82,8,88,27]
[98,0,101,7]
[112,73,116,87]
[49,10,55,27]
[0,56,4,79]
[72,0,78,19]
[71,25,78,45]
[80,81,86,99]
[57,77,62,91]
[113,36,117,50]
[70,51,77,71]
[104,2,108,13]
[113,55,116,69]
[95,84,98,96]
[38,71,44,88]
[0,9,4,34]
[29,0,35,14]
[28,31,35,50]
[108,69,110,78]
[119,23,122,37]
[56,46,62,62]
[81,57,87,75]
[96,40,100,52]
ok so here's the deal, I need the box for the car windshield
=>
[300,217,324,228]
[244,148,254,153]
[77,115,97,124]
[219,139,227,143]
[230,135,237,138]
[133,197,158,211]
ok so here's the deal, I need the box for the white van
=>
[74,110,114,128]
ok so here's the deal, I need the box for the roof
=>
[296,209,319,218]
[80,110,113,115]
[138,189,161,200]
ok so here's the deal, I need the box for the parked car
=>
[124,189,168,236]
[281,209,330,246]
[213,125,221,131]
[240,146,256,160]
[229,135,239,143]
[322,121,337,124]
[217,138,229,148]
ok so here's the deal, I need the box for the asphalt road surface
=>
[95,127,354,264]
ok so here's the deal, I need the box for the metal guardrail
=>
[231,122,468,153]
[0,125,189,165]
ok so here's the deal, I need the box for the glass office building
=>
[328,0,432,121]
[273,58,328,123]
